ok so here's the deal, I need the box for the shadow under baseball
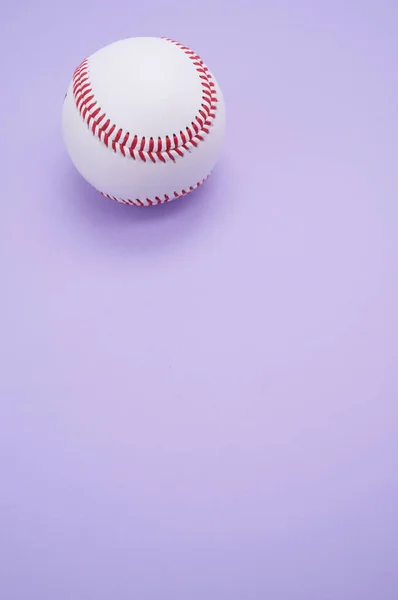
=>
[57,155,230,256]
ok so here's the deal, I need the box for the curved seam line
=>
[100,174,210,206]
[72,38,219,164]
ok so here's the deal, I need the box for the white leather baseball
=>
[62,37,226,206]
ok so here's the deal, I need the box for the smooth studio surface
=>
[1,2,398,599]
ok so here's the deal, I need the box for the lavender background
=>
[1,1,398,598]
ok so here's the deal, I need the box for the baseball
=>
[62,37,226,206]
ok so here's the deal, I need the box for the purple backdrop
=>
[1,1,398,598]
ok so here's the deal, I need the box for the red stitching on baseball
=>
[72,38,218,164]
[99,176,209,206]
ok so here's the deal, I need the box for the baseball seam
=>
[72,38,219,165]
[100,175,210,206]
